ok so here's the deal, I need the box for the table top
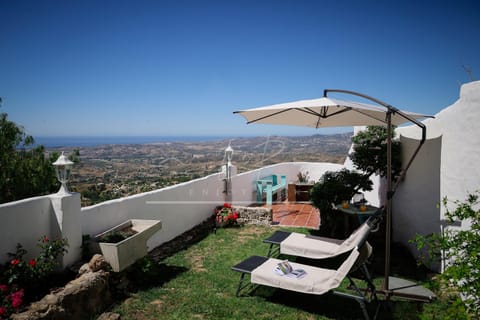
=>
[335,203,379,216]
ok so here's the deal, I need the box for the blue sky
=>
[1,0,479,137]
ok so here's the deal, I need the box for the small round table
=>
[335,203,379,224]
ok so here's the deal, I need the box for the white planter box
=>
[93,219,162,272]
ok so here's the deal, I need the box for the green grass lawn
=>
[110,225,467,320]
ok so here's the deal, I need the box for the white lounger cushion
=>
[280,222,370,259]
[251,248,360,295]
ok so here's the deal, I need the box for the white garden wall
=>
[0,196,53,264]
[81,172,227,252]
[0,194,81,267]
[0,161,344,267]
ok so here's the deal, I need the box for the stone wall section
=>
[234,206,272,226]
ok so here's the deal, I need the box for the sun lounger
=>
[263,213,382,258]
[232,212,382,319]
[232,245,379,320]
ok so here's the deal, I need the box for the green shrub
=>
[411,191,480,318]
[310,169,372,237]
[350,125,402,181]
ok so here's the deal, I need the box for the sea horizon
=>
[34,131,352,148]
[35,135,236,148]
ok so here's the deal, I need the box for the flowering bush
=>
[0,236,68,319]
[214,203,239,227]
[0,286,23,318]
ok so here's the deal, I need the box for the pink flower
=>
[0,284,7,292]
[0,306,6,316]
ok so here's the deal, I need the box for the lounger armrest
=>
[232,255,269,274]
[263,230,291,245]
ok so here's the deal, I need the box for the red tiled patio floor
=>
[270,201,320,229]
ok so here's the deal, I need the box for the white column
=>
[50,192,82,268]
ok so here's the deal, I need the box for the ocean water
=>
[35,136,231,148]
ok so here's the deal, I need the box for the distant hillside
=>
[47,133,352,206]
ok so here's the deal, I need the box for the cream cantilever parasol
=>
[234,89,434,300]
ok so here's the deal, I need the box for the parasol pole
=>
[385,109,392,296]
[323,89,427,300]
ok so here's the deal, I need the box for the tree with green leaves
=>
[310,126,400,237]
[310,169,373,237]
[0,107,60,203]
[350,125,402,181]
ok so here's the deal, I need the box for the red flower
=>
[10,259,20,266]
[0,284,7,292]
[29,259,36,267]
[43,236,49,243]
[10,289,24,308]
[223,203,231,208]
[0,306,6,316]
[233,212,239,220]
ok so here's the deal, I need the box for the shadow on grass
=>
[110,261,189,302]
[251,286,396,320]
[149,216,214,262]
[247,283,425,320]
[128,262,188,290]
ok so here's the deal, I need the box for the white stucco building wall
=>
[394,80,480,263]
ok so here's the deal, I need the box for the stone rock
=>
[77,254,109,275]
[89,254,110,272]
[11,270,112,320]
[235,206,272,226]
[97,312,121,320]
[78,262,91,275]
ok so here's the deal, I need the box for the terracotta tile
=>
[267,201,319,229]
[293,215,310,227]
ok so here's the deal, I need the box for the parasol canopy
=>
[234,96,432,128]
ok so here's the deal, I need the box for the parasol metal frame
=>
[324,89,428,300]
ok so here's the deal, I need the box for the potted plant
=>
[92,219,162,272]
[296,171,310,183]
